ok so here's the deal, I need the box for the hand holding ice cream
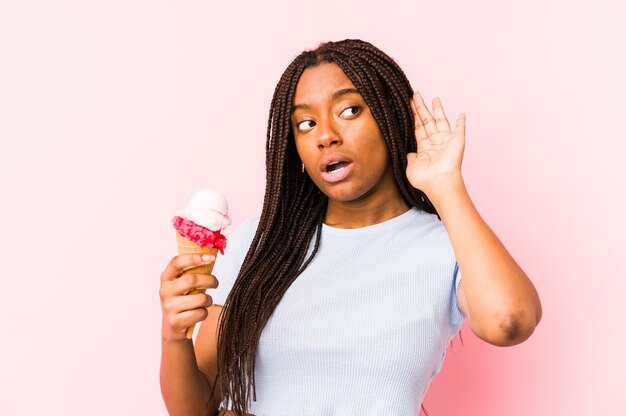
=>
[168,189,231,339]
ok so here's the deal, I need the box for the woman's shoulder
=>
[392,207,444,233]
[210,217,260,306]
[227,217,259,246]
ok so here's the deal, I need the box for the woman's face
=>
[291,63,398,205]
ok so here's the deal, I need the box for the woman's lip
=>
[320,162,353,183]
[319,154,353,173]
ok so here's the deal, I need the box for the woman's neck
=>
[324,192,410,229]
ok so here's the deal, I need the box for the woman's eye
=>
[340,105,361,118]
[297,120,316,132]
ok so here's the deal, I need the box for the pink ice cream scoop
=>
[171,188,231,253]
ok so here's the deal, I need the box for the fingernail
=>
[201,254,214,262]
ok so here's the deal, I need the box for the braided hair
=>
[214,39,438,415]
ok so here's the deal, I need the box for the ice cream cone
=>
[172,188,230,339]
[175,231,219,339]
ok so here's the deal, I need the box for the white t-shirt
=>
[211,207,465,415]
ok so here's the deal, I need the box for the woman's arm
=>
[406,91,542,347]
[428,176,542,346]
[159,254,222,415]
[160,336,215,415]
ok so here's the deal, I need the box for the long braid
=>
[215,39,438,415]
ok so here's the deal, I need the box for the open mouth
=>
[321,160,353,183]
[326,161,351,173]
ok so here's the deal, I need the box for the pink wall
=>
[1,0,624,414]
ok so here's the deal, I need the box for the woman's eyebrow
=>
[292,88,361,113]
[332,88,360,100]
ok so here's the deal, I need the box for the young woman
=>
[159,39,542,416]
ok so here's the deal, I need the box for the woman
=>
[159,39,542,416]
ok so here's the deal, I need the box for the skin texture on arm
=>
[406,91,542,347]
[194,305,225,413]
[160,336,214,415]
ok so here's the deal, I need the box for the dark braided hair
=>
[214,39,439,415]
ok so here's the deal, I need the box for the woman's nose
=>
[316,118,342,149]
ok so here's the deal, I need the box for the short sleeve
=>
[210,217,259,306]
[449,262,466,327]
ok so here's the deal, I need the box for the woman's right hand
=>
[159,253,219,342]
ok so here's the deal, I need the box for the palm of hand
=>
[406,92,466,195]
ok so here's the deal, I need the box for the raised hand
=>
[406,91,466,197]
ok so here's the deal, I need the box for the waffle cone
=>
[175,232,219,275]
[175,231,219,339]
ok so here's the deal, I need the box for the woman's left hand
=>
[406,91,466,196]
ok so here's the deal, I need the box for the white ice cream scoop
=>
[183,188,231,231]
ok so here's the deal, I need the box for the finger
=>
[453,113,466,138]
[172,273,219,296]
[161,253,216,282]
[406,150,432,164]
[159,275,218,304]
[164,292,213,315]
[413,91,437,137]
[416,150,433,161]
[411,99,428,144]
[432,97,451,133]
[166,307,210,332]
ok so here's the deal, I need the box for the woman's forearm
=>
[160,336,217,416]
[428,176,542,345]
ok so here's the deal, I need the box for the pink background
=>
[1,0,624,414]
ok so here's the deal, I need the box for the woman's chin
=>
[322,186,368,204]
